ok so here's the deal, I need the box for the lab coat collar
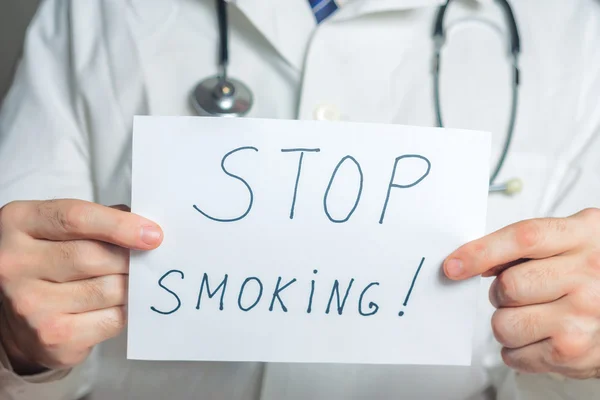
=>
[232,0,314,71]
[232,0,445,71]
[332,0,445,21]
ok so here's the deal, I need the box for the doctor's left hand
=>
[444,208,600,379]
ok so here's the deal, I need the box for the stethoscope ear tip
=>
[489,178,523,195]
[505,177,524,195]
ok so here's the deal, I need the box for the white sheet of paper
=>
[128,116,490,366]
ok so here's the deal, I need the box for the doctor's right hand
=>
[0,199,163,375]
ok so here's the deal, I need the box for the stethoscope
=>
[191,0,523,195]
[191,0,253,118]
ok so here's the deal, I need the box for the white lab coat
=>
[0,0,600,399]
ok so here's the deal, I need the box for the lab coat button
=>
[314,104,341,121]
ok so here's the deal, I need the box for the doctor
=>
[0,0,600,399]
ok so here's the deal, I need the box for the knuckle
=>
[549,342,577,365]
[57,241,79,268]
[492,309,540,348]
[62,204,89,232]
[515,313,541,343]
[63,242,127,281]
[109,274,128,302]
[37,316,72,348]
[99,308,126,336]
[550,333,589,365]
[36,200,69,232]
[585,251,600,273]
[500,348,528,372]
[69,241,105,276]
[500,347,516,368]
[37,200,92,234]
[578,208,600,224]
[572,286,600,313]
[463,242,489,263]
[11,290,40,319]
[495,272,520,304]
[78,278,106,308]
[522,263,555,287]
[491,310,511,346]
[513,312,540,343]
[0,201,27,229]
[515,220,542,250]
[559,317,591,339]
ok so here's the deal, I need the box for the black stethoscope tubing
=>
[434,0,521,192]
[192,0,523,194]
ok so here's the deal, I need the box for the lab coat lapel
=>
[232,0,315,71]
[232,0,444,71]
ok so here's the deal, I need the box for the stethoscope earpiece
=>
[489,178,523,195]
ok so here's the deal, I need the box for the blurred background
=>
[0,0,40,102]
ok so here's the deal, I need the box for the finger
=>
[489,255,578,308]
[444,217,584,280]
[69,305,127,348]
[43,348,92,371]
[19,200,162,250]
[36,239,129,282]
[501,340,554,374]
[491,303,560,349]
[501,332,594,377]
[54,275,128,314]
[482,259,525,278]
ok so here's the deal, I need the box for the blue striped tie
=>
[308,0,339,23]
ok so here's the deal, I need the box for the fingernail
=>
[140,226,162,246]
[445,258,463,278]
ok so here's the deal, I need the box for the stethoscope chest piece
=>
[191,76,253,117]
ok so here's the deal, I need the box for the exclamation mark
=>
[398,257,425,317]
